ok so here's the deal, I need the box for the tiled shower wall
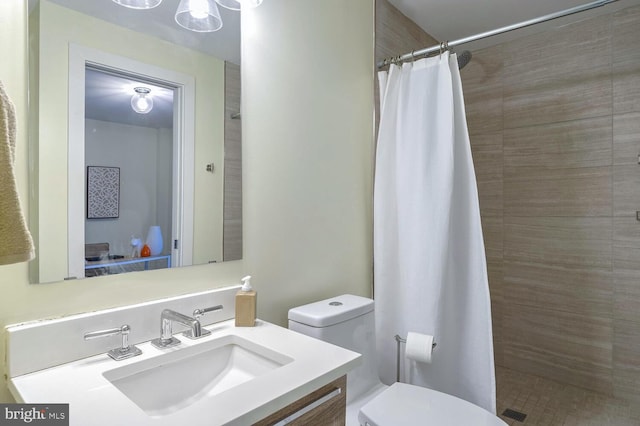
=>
[375,0,437,132]
[462,6,640,402]
[223,62,242,261]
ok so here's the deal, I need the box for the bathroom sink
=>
[8,317,361,425]
[103,334,293,417]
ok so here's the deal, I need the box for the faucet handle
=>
[192,304,223,319]
[84,324,142,361]
[184,305,223,339]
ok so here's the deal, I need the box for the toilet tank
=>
[288,294,381,402]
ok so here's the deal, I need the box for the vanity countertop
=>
[8,319,361,426]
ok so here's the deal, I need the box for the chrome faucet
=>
[84,324,142,360]
[151,309,201,349]
[151,305,223,349]
[184,305,224,339]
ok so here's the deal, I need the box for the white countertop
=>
[9,319,361,426]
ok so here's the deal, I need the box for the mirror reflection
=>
[28,0,243,283]
[84,69,175,277]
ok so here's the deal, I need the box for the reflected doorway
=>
[67,45,196,280]
[83,67,174,277]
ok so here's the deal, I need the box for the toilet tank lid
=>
[288,294,374,327]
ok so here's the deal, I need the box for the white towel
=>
[0,80,35,265]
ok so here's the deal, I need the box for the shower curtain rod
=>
[377,0,619,69]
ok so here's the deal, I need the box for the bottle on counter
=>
[235,275,256,327]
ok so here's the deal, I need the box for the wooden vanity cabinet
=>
[253,375,347,426]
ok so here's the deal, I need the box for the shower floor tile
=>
[496,366,640,425]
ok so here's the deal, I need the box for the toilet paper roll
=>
[405,332,434,363]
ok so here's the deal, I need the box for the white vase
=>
[146,225,163,256]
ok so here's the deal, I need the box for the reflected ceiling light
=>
[131,87,154,114]
[112,0,163,9]
[175,0,223,32]
[215,0,263,10]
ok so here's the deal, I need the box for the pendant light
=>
[112,0,162,9]
[215,0,263,10]
[131,87,154,114]
[113,0,263,34]
[175,0,223,32]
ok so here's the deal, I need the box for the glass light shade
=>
[131,87,154,114]
[215,0,262,10]
[112,0,162,9]
[175,0,223,32]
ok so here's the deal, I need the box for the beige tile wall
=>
[376,0,640,403]
[463,5,640,402]
[224,62,242,261]
[374,0,437,132]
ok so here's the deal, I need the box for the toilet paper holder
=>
[394,334,437,383]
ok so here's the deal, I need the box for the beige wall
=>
[463,5,640,402]
[0,0,374,403]
[242,0,375,326]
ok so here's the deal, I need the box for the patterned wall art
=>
[87,166,120,219]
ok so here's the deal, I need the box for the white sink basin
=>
[103,334,293,417]
[8,319,361,425]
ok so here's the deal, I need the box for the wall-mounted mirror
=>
[28,0,243,284]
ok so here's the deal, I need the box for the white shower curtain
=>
[374,52,496,413]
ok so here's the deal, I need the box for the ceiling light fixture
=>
[112,0,262,33]
[215,0,263,11]
[175,0,223,32]
[131,87,154,114]
[112,0,163,10]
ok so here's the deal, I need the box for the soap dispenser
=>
[235,275,256,327]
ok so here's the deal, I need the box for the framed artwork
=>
[87,166,120,219]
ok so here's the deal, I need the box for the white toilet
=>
[288,294,507,426]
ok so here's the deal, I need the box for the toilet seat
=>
[358,383,507,426]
